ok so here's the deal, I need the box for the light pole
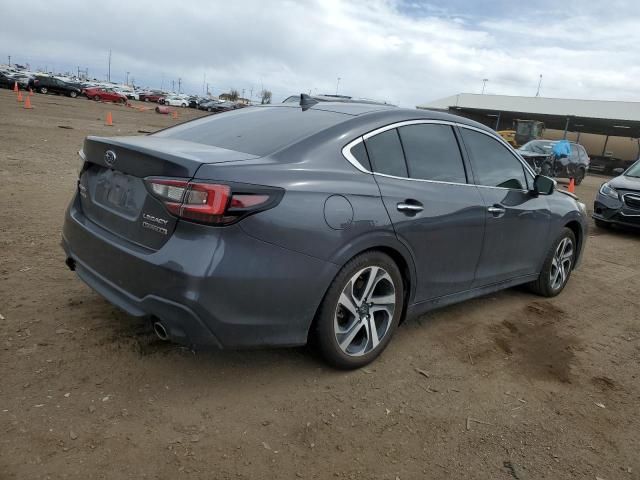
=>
[336,77,341,95]
[107,49,111,82]
[535,74,543,97]
[481,78,488,94]
[126,71,129,85]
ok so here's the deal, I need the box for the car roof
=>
[260,103,498,137]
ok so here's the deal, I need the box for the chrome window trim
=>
[341,119,537,192]
[342,136,370,174]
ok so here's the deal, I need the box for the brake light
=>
[145,178,281,225]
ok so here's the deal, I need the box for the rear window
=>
[154,106,348,156]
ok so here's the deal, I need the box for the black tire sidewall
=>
[574,167,585,185]
[315,251,404,369]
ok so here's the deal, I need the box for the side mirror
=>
[612,168,624,175]
[533,175,555,195]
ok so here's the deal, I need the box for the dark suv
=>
[518,140,590,184]
[62,100,588,368]
[29,76,82,98]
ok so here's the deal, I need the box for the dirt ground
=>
[1,88,639,480]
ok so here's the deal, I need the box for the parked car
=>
[199,100,240,113]
[28,75,82,97]
[0,72,16,89]
[7,74,32,89]
[162,95,189,107]
[189,96,207,108]
[518,140,590,184]
[117,89,139,101]
[62,99,588,369]
[587,155,634,175]
[139,91,165,103]
[83,87,127,104]
[593,159,640,229]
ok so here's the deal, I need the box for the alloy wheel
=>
[334,266,396,356]
[550,237,573,290]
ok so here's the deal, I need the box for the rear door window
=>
[364,129,408,178]
[570,145,580,162]
[461,129,528,190]
[397,124,466,183]
[578,146,589,161]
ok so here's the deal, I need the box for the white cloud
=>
[1,0,639,105]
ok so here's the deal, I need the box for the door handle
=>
[397,202,423,213]
[487,205,506,218]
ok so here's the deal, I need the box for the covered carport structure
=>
[417,93,640,156]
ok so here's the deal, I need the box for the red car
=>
[138,91,166,103]
[83,87,127,104]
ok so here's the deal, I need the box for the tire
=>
[181,103,187,108]
[540,162,553,177]
[528,228,576,297]
[39,87,48,94]
[315,251,404,369]
[594,219,611,229]
[574,167,586,185]
[119,98,126,104]
[93,95,100,101]
[69,91,78,98]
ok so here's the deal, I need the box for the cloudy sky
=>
[2,0,640,106]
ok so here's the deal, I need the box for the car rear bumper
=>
[62,193,339,349]
[593,194,640,228]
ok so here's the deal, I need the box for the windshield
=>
[520,140,555,154]
[626,160,640,177]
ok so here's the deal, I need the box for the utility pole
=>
[203,73,206,95]
[249,87,253,102]
[172,80,175,92]
[178,77,182,93]
[7,55,10,66]
[77,66,80,79]
[126,71,130,85]
[336,77,341,95]
[107,49,111,82]
[481,78,488,94]
[535,74,543,97]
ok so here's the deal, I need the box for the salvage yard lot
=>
[1,89,639,479]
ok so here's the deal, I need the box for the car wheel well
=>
[564,220,582,266]
[307,246,412,344]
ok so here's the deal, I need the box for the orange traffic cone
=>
[13,82,18,92]
[29,88,34,96]
[568,178,575,193]
[17,91,23,102]
[105,111,113,126]
[24,95,33,109]
[172,110,178,119]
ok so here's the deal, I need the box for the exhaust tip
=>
[153,321,169,341]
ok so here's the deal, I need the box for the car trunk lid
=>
[78,136,259,250]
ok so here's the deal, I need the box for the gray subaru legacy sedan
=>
[62,96,588,369]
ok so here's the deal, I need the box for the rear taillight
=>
[145,178,282,225]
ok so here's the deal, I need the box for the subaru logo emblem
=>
[104,150,117,166]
